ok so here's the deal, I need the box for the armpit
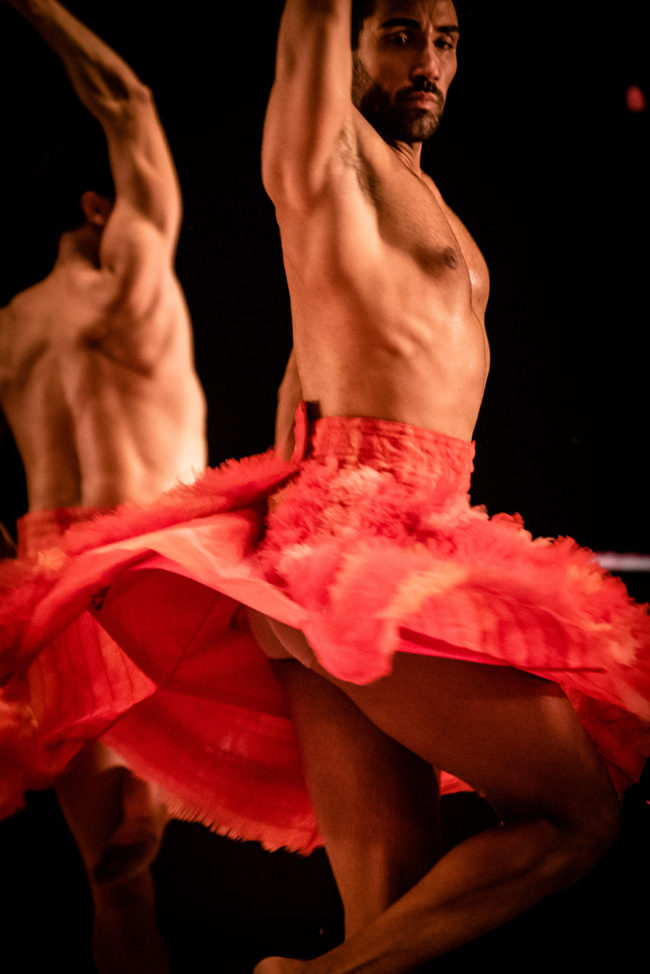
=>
[336,127,378,204]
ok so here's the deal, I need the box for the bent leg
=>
[55,741,168,884]
[93,765,169,886]
[55,741,169,974]
[255,623,620,974]
[272,659,440,936]
[249,609,440,935]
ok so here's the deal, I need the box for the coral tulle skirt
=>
[1,404,649,852]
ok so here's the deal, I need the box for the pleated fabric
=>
[1,404,649,852]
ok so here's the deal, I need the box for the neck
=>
[56,225,101,268]
[390,139,424,175]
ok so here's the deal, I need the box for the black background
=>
[1,0,649,552]
[1,3,649,971]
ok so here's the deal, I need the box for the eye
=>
[435,36,456,51]
[385,31,412,48]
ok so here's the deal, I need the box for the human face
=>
[352,0,459,144]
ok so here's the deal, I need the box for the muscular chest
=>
[353,148,463,279]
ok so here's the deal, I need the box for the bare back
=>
[0,260,206,511]
[264,0,489,441]
[0,2,207,513]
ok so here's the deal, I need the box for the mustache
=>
[408,76,442,97]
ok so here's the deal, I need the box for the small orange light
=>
[626,85,647,112]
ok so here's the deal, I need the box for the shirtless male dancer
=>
[0,1,206,971]
[252,1,622,971]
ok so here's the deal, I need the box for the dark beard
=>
[352,54,444,143]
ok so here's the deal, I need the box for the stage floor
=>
[1,781,648,973]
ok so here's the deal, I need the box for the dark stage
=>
[1,2,649,970]
[2,779,649,972]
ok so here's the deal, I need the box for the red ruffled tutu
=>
[1,405,649,852]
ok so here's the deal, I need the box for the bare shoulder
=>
[0,278,52,335]
[0,284,46,385]
[4,270,98,329]
[0,275,70,366]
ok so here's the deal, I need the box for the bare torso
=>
[0,255,206,511]
[276,111,490,441]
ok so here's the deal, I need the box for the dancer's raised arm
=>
[263,0,354,206]
[6,0,181,314]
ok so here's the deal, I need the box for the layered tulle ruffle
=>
[1,407,649,850]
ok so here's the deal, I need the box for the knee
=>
[502,781,620,896]
[552,791,620,888]
[579,790,621,865]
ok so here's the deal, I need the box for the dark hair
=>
[351,0,376,49]
[351,1,470,48]
[29,124,115,237]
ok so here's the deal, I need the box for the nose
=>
[411,38,441,86]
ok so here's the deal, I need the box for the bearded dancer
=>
[0,3,649,973]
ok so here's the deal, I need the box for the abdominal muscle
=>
[287,261,489,442]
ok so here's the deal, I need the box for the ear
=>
[80,190,112,228]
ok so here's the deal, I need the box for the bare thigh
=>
[262,618,618,827]
[249,608,442,925]
[249,607,440,849]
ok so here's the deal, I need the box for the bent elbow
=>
[128,82,155,109]
[97,79,155,123]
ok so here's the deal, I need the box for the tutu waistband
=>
[17,505,111,559]
[292,402,475,493]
